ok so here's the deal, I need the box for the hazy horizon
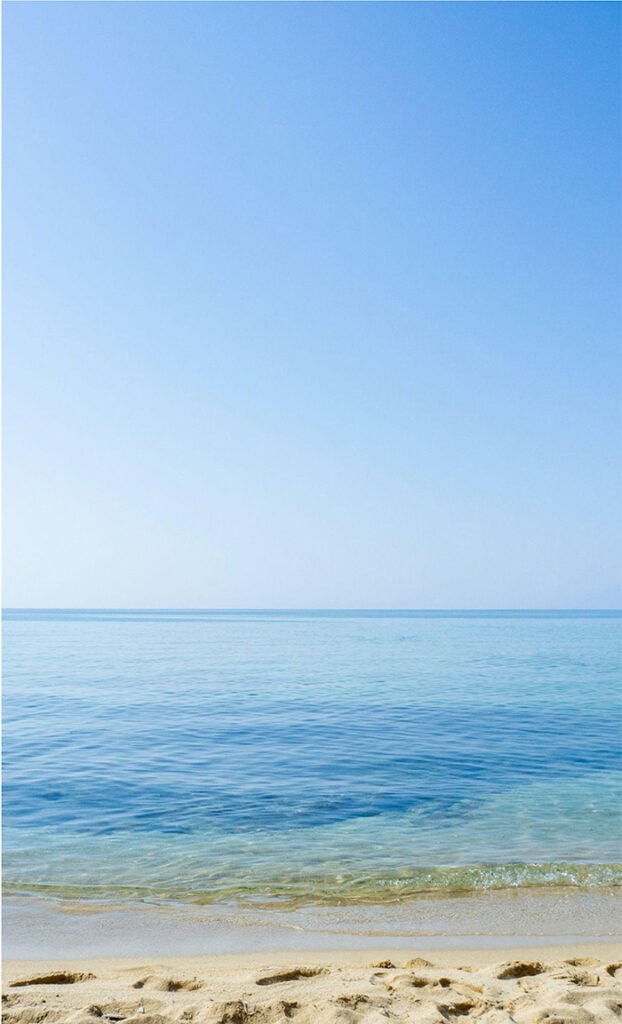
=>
[4,2,621,609]
[4,607,621,614]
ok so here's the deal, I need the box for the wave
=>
[4,861,621,907]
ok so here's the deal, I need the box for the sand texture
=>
[3,948,622,1023]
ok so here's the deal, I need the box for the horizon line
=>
[3,607,621,614]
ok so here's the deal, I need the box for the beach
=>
[4,945,622,1023]
[4,890,622,1021]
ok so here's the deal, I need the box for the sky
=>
[3,1,621,609]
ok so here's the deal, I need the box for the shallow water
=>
[3,610,621,905]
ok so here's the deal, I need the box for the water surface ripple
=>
[3,610,621,905]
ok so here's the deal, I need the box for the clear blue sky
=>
[3,2,620,609]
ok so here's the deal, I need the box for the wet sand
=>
[4,890,622,1020]
[4,889,621,960]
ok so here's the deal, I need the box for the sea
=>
[3,609,621,911]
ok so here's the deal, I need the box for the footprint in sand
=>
[10,971,96,987]
[205,1000,251,1023]
[497,961,546,980]
[255,967,326,986]
[436,996,479,1017]
[337,993,372,1007]
[408,976,434,988]
[132,976,203,992]
[274,1001,299,1019]
[566,970,601,987]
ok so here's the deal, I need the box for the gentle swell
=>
[4,861,621,907]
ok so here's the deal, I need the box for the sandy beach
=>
[4,944,622,1023]
[4,891,622,1023]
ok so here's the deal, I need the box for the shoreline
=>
[5,890,621,1020]
[4,888,621,961]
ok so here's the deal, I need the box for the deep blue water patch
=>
[3,610,621,902]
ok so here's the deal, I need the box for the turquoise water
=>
[3,610,621,906]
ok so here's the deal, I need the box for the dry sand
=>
[4,944,622,1023]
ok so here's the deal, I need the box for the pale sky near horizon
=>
[3,2,621,609]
